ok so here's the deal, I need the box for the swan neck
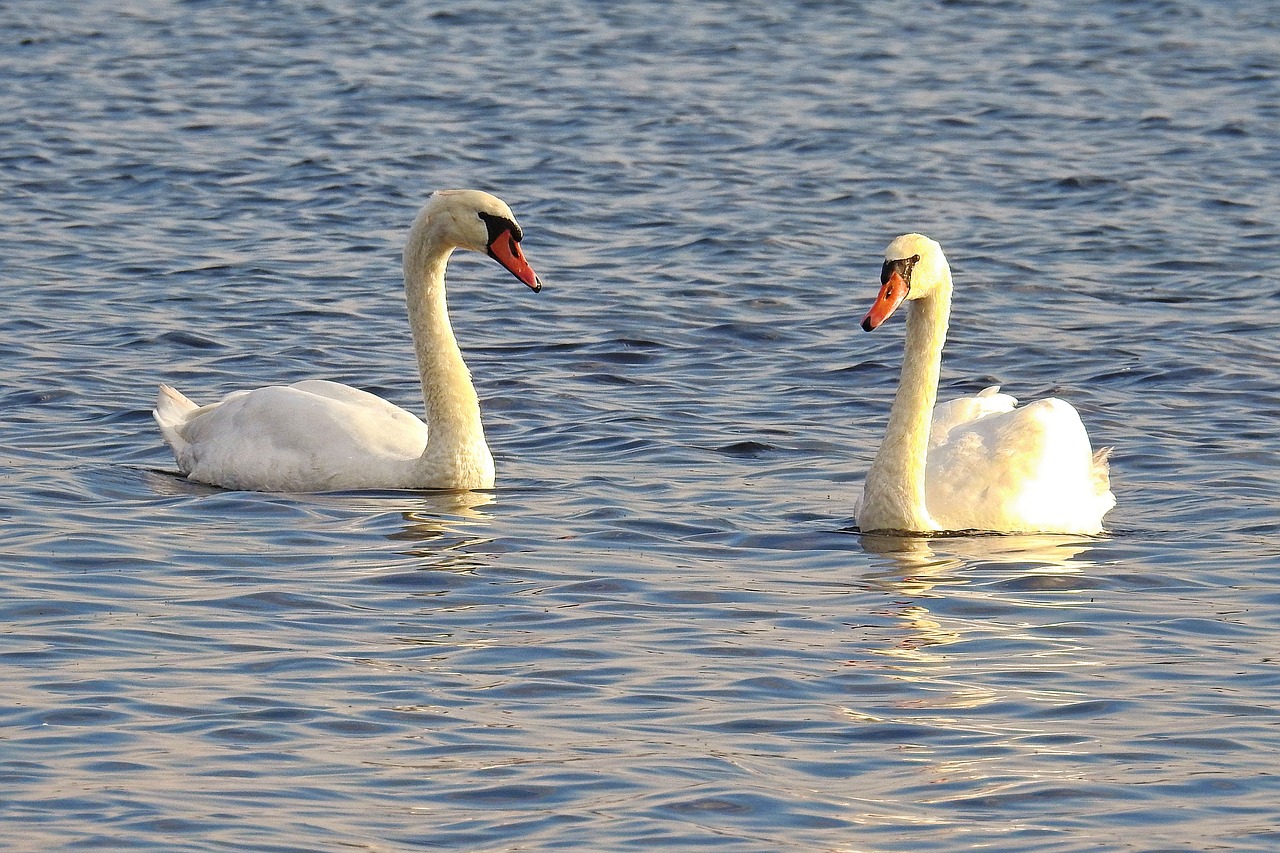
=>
[403,240,486,456]
[862,281,952,532]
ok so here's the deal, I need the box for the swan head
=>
[861,233,947,331]
[410,189,542,292]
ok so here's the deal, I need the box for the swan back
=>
[928,385,1017,448]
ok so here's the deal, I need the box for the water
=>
[3,1,1279,850]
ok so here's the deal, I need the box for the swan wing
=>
[925,397,1114,534]
[158,381,429,491]
[286,379,430,434]
[929,385,1018,449]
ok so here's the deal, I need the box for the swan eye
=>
[882,254,922,286]
[880,261,895,285]
[478,211,523,243]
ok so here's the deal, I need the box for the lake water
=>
[3,1,1279,850]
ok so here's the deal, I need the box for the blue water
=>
[3,1,1279,850]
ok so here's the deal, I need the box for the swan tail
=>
[153,384,198,454]
[1091,445,1114,495]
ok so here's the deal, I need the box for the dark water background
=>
[3,1,1279,850]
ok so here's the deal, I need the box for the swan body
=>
[154,189,541,492]
[855,234,1114,535]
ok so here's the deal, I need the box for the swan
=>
[153,189,541,492]
[855,233,1114,535]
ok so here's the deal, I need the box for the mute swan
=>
[855,233,1114,535]
[153,189,541,492]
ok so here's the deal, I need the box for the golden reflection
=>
[386,489,495,537]
[384,490,498,560]
[859,532,1098,598]
[342,490,502,578]
[859,531,1097,572]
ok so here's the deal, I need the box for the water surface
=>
[2,1,1279,850]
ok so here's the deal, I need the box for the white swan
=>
[153,189,541,492]
[855,234,1114,535]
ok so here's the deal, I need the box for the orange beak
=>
[487,228,542,292]
[861,270,908,331]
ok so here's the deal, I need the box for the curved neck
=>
[404,240,486,460]
[860,280,952,532]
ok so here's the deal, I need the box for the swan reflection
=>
[852,532,1103,709]
[841,531,1109,801]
